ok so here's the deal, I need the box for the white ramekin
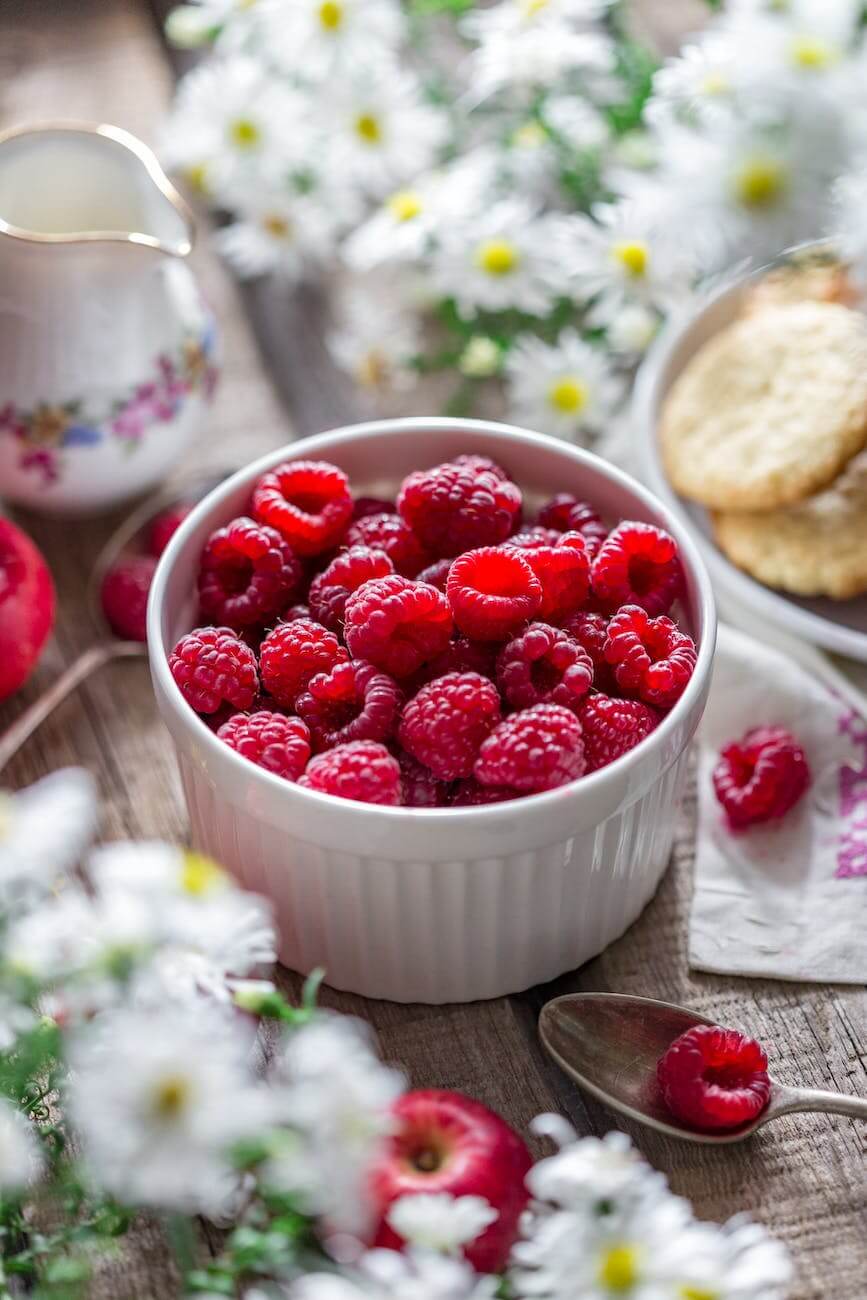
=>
[148,418,716,1004]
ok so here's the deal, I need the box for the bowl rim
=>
[633,241,867,663]
[148,416,717,822]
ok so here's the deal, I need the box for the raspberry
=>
[296,659,402,751]
[561,610,615,693]
[343,512,429,578]
[284,604,311,621]
[149,504,192,557]
[169,626,259,714]
[217,710,311,781]
[474,704,585,793]
[252,459,353,556]
[592,521,683,617]
[260,617,348,708]
[416,558,453,591]
[604,605,697,709]
[713,726,811,829]
[451,779,516,806]
[399,751,451,807]
[451,453,508,481]
[657,1024,771,1132]
[414,635,497,687]
[397,461,521,558]
[101,555,156,642]
[518,534,591,622]
[308,546,394,634]
[353,496,395,520]
[446,548,542,641]
[496,623,593,713]
[579,694,659,771]
[198,516,302,630]
[506,527,563,550]
[298,740,401,806]
[344,576,453,679]
[536,494,607,555]
[399,672,502,781]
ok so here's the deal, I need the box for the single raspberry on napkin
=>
[713,725,811,829]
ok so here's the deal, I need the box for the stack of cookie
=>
[661,272,867,602]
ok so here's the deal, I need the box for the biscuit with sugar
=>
[712,450,867,600]
[660,302,867,512]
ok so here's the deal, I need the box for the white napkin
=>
[689,625,867,984]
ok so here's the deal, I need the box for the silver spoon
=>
[539,992,867,1145]
[0,470,231,771]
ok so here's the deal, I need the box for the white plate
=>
[633,262,867,665]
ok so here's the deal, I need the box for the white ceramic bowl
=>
[148,418,716,1004]
[634,254,867,663]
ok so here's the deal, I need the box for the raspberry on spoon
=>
[657,1024,771,1132]
[713,726,811,829]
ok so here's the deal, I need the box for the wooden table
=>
[0,3,864,1297]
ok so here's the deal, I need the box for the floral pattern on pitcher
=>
[0,323,218,486]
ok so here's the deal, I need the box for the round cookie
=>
[712,450,867,600]
[740,260,857,318]
[660,302,867,512]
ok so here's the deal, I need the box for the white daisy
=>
[505,331,621,440]
[291,1248,500,1300]
[604,303,661,356]
[649,34,742,127]
[324,68,449,198]
[162,56,307,200]
[261,0,406,82]
[0,768,96,912]
[329,275,422,393]
[0,1098,42,1193]
[526,1124,663,1212]
[0,995,35,1052]
[67,1003,269,1214]
[461,0,616,102]
[672,1215,793,1300]
[543,96,610,152]
[386,1193,499,1254]
[164,0,262,49]
[218,187,347,281]
[266,1014,405,1236]
[431,201,568,319]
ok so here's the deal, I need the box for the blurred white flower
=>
[329,276,422,392]
[650,35,742,127]
[4,886,153,985]
[266,1014,404,1236]
[526,1123,661,1211]
[325,69,449,198]
[218,188,347,281]
[462,0,615,102]
[459,337,502,378]
[673,1215,794,1300]
[164,0,261,49]
[432,201,567,318]
[542,96,610,152]
[292,1247,500,1300]
[261,0,405,81]
[505,331,621,440]
[0,995,35,1052]
[162,57,308,200]
[604,303,660,355]
[0,768,96,911]
[832,168,867,285]
[68,1003,268,1214]
[0,1098,43,1192]
[386,1193,499,1254]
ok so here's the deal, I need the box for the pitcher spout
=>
[0,122,194,258]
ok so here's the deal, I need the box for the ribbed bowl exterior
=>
[149,418,715,1004]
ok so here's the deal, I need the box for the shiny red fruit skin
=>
[0,519,55,701]
[370,1088,533,1274]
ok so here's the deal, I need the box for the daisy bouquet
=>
[162,0,867,462]
[0,768,792,1299]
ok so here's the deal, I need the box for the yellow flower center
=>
[387,190,423,222]
[356,350,388,389]
[522,0,549,15]
[681,1288,719,1300]
[789,34,836,69]
[701,72,730,96]
[355,113,382,144]
[476,239,519,276]
[262,213,292,239]
[513,121,546,149]
[152,1074,191,1120]
[734,156,788,209]
[548,377,588,414]
[181,852,227,897]
[229,118,261,149]
[185,162,210,194]
[318,0,343,29]
[612,240,649,277]
[598,1244,640,1292]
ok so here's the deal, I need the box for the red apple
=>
[369,1088,533,1274]
[0,519,55,702]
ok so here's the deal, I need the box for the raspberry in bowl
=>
[148,418,715,1002]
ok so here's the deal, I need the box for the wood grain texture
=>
[0,2,864,1297]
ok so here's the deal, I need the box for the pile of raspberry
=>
[169,454,698,807]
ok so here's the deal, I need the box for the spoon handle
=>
[776,1085,867,1122]
[0,640,145,771]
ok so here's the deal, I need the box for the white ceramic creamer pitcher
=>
[0,123,217,514]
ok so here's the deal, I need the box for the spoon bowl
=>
[539,992,867,1144]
